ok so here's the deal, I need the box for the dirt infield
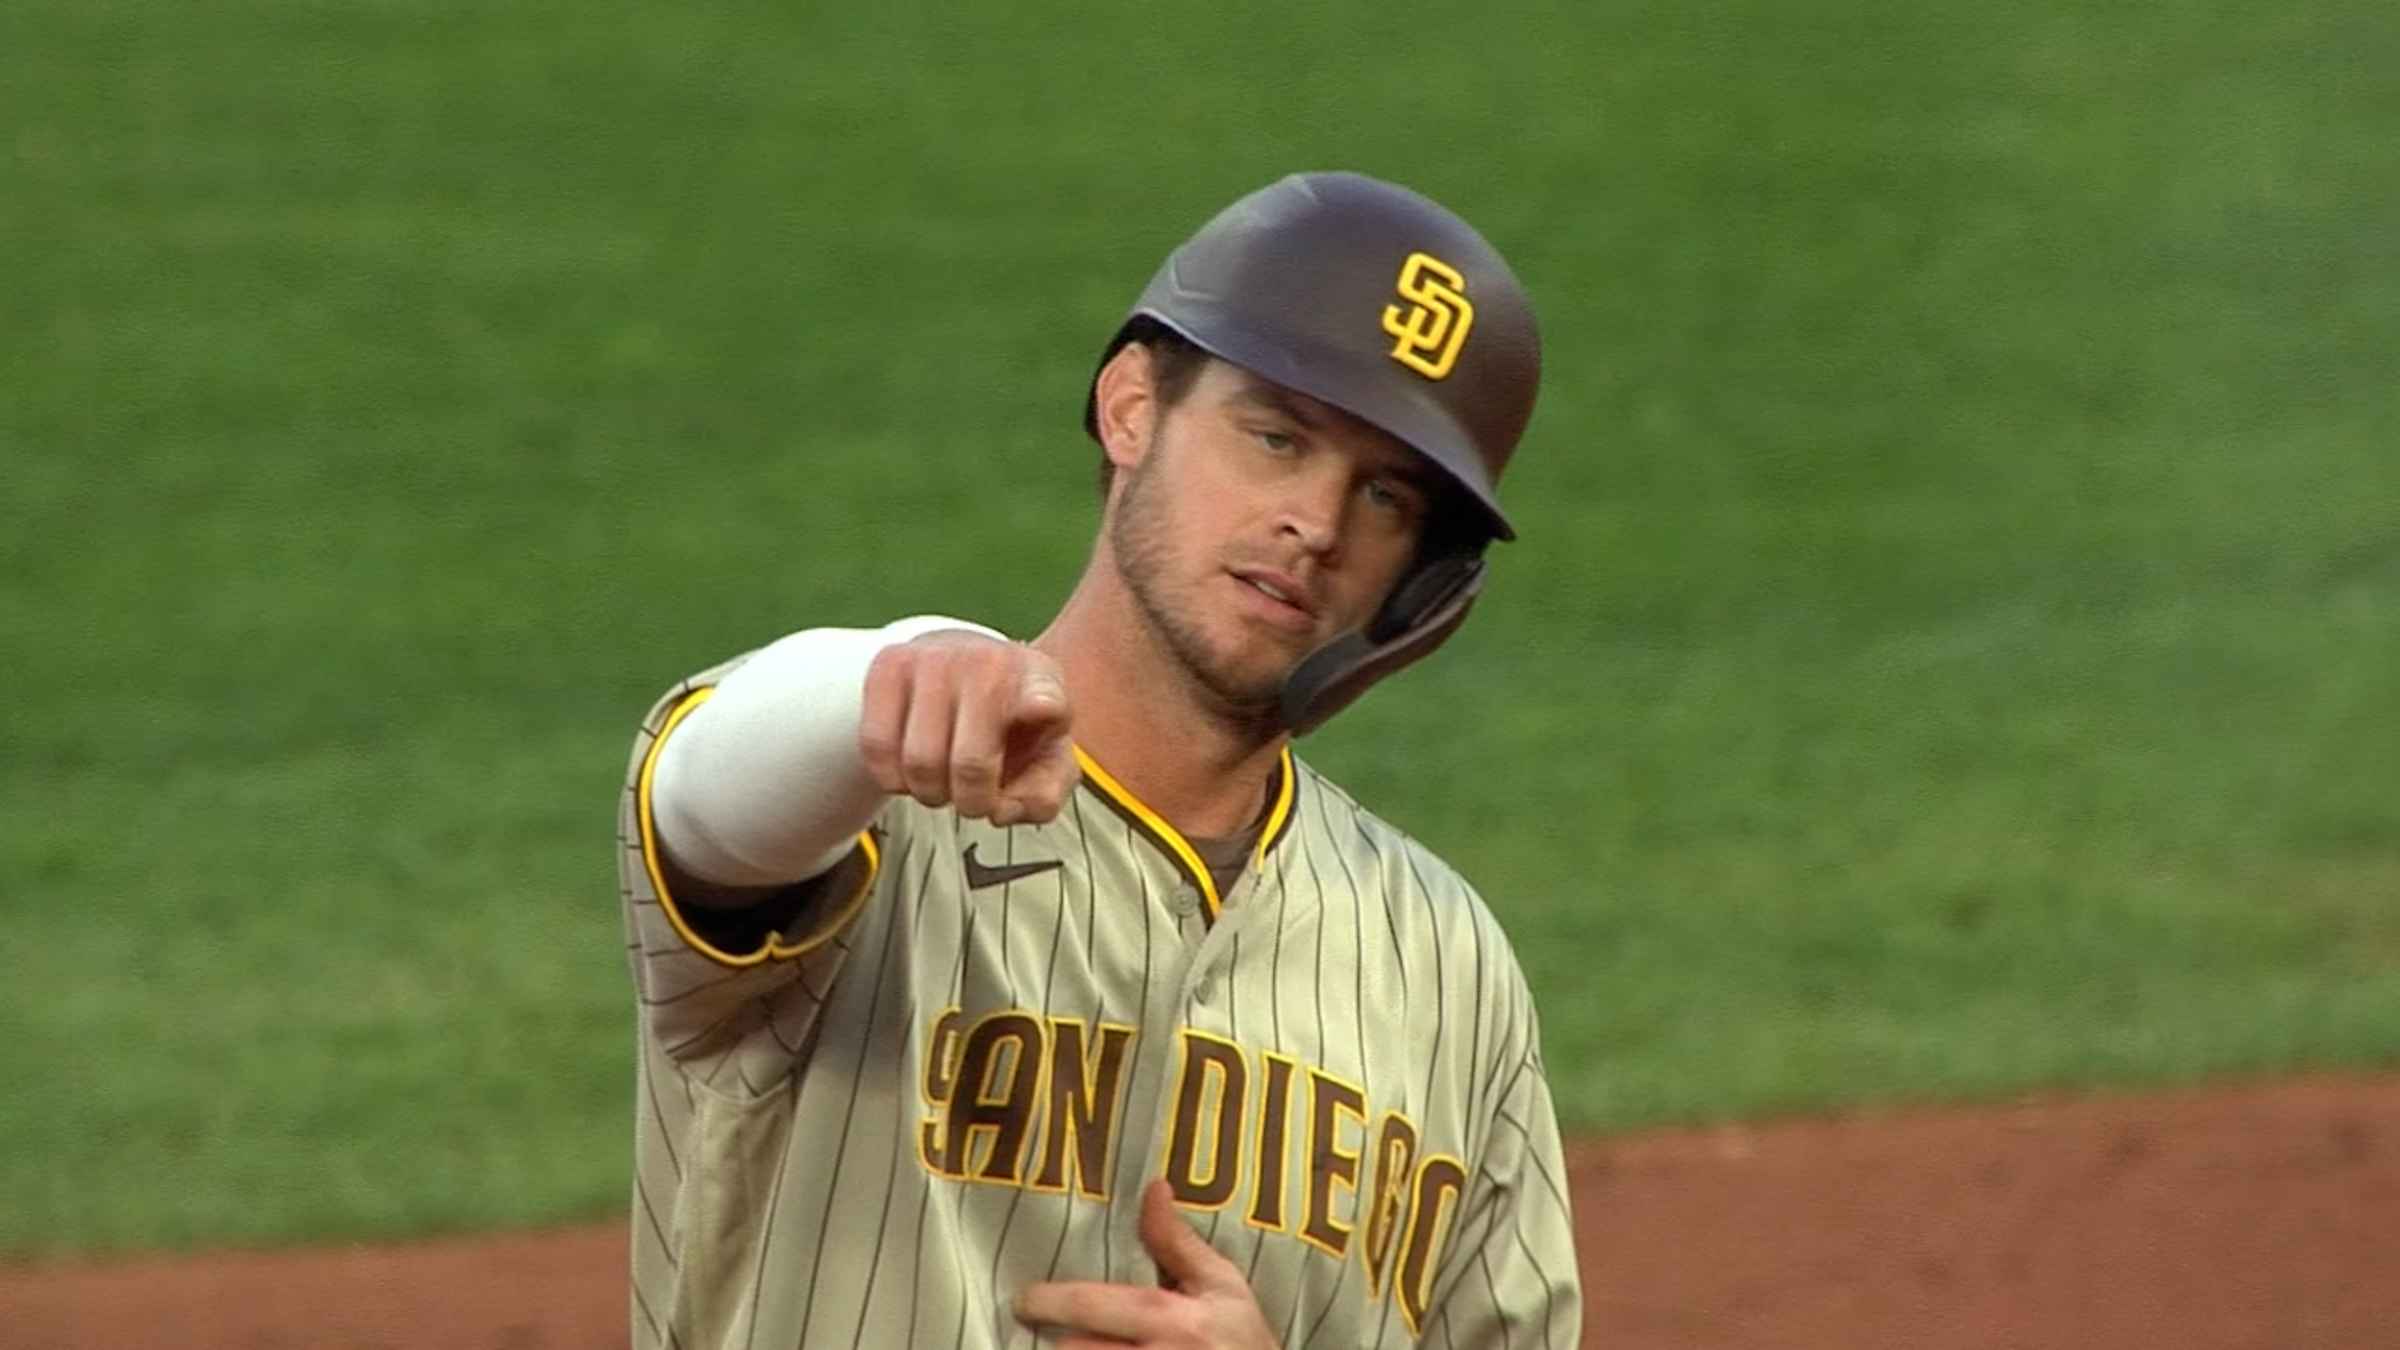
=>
[8,1073,2394,1349]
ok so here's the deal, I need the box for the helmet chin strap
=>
[1277,551,1487,735]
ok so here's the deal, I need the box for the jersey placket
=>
[1069,747,1298,1273]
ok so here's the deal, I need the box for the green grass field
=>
[5,0,2396,1256]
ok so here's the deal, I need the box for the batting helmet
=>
[1083,171,1543,732]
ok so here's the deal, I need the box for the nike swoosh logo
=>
[963,843,1064,890]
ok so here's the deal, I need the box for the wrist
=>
[652,615,1001,885]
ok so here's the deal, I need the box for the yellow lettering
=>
[1300,1069,1368,1259]
[916,1006,967,1175]
[1246,1052,1300,1233]
[942,1011,1045,1183]
[1032,1019,1136,1198]
[1395,1153,1467,1335]
[1360,1111,1420,1294]
[1162,1030,1248,1209]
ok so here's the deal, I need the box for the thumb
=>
[1139,1179,1237,1293]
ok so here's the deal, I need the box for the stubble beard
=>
[1108,450,1287,728]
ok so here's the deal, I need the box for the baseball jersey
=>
[617,649,1581,1349]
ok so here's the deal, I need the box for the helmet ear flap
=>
[1281,553,1486,735]
[1369,551,1484,643]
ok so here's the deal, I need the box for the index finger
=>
[1009,656,1071,737]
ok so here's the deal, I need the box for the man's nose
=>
[1276,463,1350,557]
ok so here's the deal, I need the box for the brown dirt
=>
[7,1073,2395,1349]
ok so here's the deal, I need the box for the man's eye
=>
[1256,430,1298,455]
[1364,477,1417,514]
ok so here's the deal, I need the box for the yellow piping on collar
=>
[1072,744,1296,923]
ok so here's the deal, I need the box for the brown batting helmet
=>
[1084,171,1543,732]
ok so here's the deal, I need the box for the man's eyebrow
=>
[1227,375,1441,491]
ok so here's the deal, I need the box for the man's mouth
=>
[1231,567,1318,630]
[1246,575,1298,605]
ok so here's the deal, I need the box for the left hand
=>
[1014,1180,1280,1348]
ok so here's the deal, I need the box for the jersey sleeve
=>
[616,661,884,1081]
[1417,997,1584,1346]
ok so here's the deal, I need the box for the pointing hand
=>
[859,631,1079,826]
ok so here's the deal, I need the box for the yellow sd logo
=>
[1380,252,1475,380]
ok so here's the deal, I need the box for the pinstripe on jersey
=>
[618,653,1581,1348]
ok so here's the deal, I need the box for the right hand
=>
[858,631,1079,826]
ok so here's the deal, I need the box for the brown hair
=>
[1096,319,1212,497]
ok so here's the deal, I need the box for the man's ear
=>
[1091,342,1161,474]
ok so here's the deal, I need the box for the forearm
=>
[649,615,1000,886]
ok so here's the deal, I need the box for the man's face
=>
[1108,360,1438,716]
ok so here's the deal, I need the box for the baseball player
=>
[618,172,1580,1348]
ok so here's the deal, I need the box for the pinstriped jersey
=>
[618,649,1581,1348]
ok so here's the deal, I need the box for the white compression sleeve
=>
[649,615,1004,887]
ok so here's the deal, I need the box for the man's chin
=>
[1141,601,1309,719]
[1185,650,1296,719]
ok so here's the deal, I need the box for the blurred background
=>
[3,0,2394,1324]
